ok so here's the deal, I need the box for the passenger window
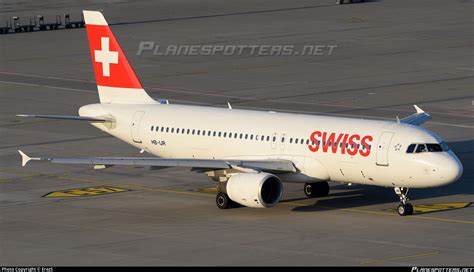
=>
[240,134,243,139]
[416,144,427,153]
[300,139,304,144]
[272,136,276,142]
[187,129,190,134]
[281,137,285,143]
[261,135,265,141]
[245,134,248,139]
[295,138,298,144]
[266,136,270,141]
[171,128,174,133]
[166,127,169,133]
[223,132,227,137]
[290,138,293,143]
[192,129,195,135]
[161,127,164,132]
[218,132,221,137]
[197,130,201,135]
[151,126,154,131]
[406,144,416,153]
[306,139,309,145]
[208,131,211,136]
[250,135,253,140]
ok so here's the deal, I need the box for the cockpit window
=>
[440,142,450,151]
[406,144,416,153]
[416,144,427,153]
[426,144,443,152]
[407,143,448,153]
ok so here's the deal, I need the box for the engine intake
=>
[226,172,283,208]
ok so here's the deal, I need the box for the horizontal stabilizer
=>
[18,150,45,167]
[17,114,113,122]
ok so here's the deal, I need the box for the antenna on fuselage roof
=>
[227,102,232,109]
[396,116,400,123]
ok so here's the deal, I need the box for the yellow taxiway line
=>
[57,175,474,225]
[2,168,472,225]
[58,176,214,198]
[284,201,474,224]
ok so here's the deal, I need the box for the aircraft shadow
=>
[289,139,474,214]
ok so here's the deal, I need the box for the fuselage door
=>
[131,111,145,143]
[376,131,394,166]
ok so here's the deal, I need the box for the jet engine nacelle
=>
[226,172,283,208]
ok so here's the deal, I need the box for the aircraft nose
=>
[439,153,463,184]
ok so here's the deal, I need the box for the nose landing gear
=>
[394,187,413,216]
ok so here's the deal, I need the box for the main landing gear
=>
[216,192,239,209]
[304,181,330,198]
[394,187,413,216]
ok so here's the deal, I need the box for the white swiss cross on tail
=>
[94,37,118,77]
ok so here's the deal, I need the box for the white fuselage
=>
[80,103,463,189]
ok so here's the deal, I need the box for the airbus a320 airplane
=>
[18,11,463,216]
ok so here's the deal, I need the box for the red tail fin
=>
[83,10,154,104]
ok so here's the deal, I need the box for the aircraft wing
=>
[18,150,296,173]
[399,105,431,126]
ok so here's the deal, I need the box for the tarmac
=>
[0,0,473,266]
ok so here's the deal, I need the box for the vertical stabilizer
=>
[83,10,155,104]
